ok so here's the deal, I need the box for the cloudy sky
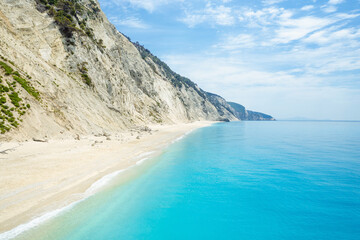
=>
[98,0,360,120]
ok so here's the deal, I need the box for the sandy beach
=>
[0,121,214,237]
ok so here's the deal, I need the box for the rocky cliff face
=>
[228,102,275,121]
[0,0,238,140]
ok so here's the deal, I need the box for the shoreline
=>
[0,121,214,239]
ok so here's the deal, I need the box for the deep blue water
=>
[18,121,360,240]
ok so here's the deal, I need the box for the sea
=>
[12,121,360,240]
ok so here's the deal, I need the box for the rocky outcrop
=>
[228,102,275,121]
[205,92,237,122]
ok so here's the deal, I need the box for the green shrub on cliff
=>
[0,59,36,134]
[35,0,104,48]
[0,61,13,75]
[13,76,40,100]
[8,92,22,108]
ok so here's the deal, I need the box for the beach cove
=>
[0,121,214,239]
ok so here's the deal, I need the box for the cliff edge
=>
[0,0,274,141]
[0,0,239,141]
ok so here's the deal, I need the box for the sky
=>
[98,0,360,120]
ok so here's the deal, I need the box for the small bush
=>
[81,73,92,86]
[12,71,20,77]
[0,84,9,93]
[78,62,92,86]
[0,61,13,75]
[11,121,19,128]
[8,92,22,108]
[13,76,40,100]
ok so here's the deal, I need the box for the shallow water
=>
[15,121,360,239]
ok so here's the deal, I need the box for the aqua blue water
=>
[18,121,360,240]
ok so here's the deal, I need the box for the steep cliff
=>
[0,0,238,140]
[228,102,275,121]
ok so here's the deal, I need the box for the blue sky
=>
[98,0,360,120]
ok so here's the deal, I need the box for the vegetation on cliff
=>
[78,62,93,87]
[0,56,40,134]
[35,0,103,49]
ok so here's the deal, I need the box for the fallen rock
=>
[32,138,48,143]
[91,140,103,146]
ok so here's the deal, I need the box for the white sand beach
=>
[0,121,214,236]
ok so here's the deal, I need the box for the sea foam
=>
[0,150,157,240]
[0,130,193,240]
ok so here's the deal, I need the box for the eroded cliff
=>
[0,0,238,140]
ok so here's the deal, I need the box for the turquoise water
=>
[18,121,360,239]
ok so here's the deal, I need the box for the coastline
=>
[0,121,214,239]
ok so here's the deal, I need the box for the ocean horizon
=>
[14,121,360,240]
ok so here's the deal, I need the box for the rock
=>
[32,138,48,143]
[217,118,230,122]
[91,140,103,146]
[140,126,151,132]
[227,102,275,121]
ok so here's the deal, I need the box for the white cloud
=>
[207,5,236,26]
[109,16,149,29]
[322,5,338,13]
[301,5,315,11]
[328,0,345,4]
[180,14,207,27]
[127,0,172,12]
[321,0,345,13]
[238,7,292,28]
[106,0,182,12]
[262,0,286,5]
[304,27,360,45]
[163,54,301,89]
[237,6,359,45]
[180,4,235,27]
[214,34,256,50]
[272,16,335,43]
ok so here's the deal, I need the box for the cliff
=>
[227,102,275,121]
[0,0,238,141]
